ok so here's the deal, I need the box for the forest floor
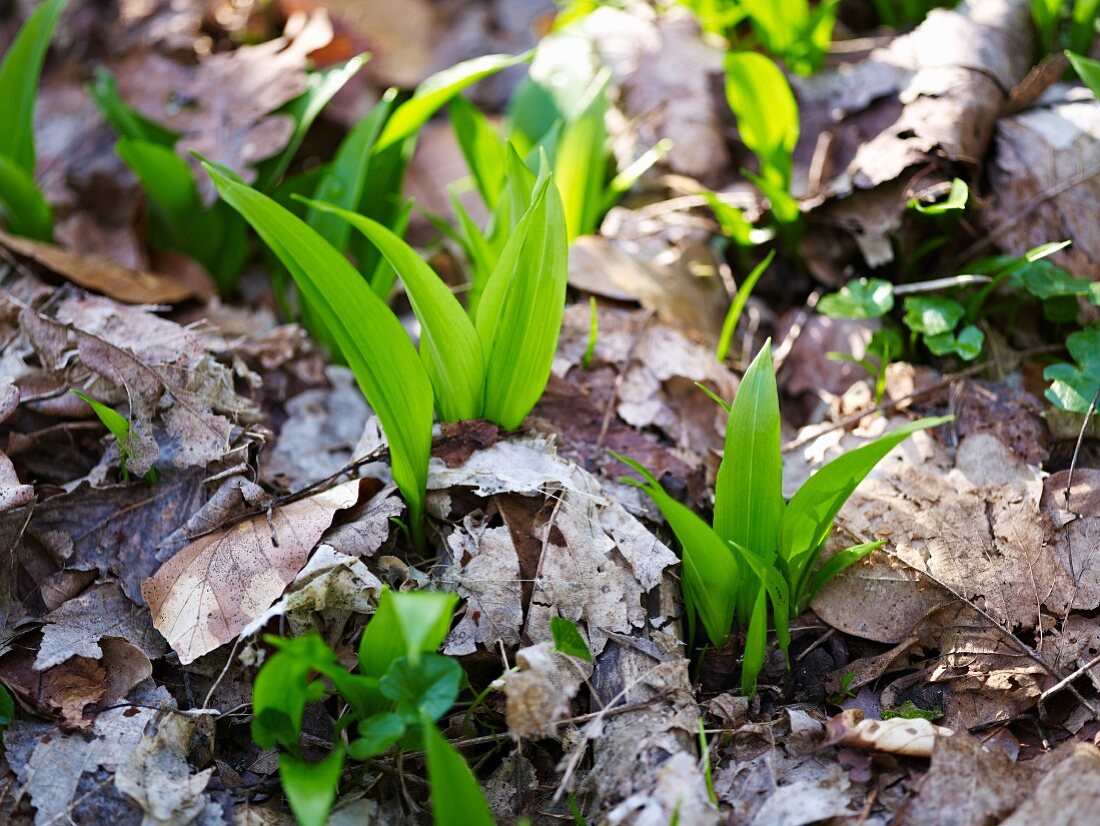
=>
[2,0,1100,823]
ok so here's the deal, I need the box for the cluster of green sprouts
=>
[617,342,948,693]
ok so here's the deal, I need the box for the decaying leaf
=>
[0,228,200,304]
[431,435,679,657]
[798,0,1034,276]
[504,641,587,739]
[825,709,952,758]
[18,292,257,476]
[110,13,333,200]
[983,92,1100,280]
[3,686,176,824]
[0,381,33,514]
[807,428,1083,631]
[35,581,166,670]
[115,711,218,826]
[142,480,359,664]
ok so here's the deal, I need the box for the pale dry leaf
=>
[36,581,166,670]
[746,763,857,826]
[0,381,33,513]
[816,429,1078,630]
[6,686,173,826]
[115,712,215,826]
[983,94,1100,280]
[263,367,370,489]
[825,709,952,758]
[841,602,1051,729]
[442,513,523,656]
[504,641,587,739]
[142,480,359,664]
[322,485,404,559]
[241,544,384,640]
[429,435,678,657]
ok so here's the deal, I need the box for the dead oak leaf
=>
[36,581,166,670]
[111,14,332,201]
[142,480,359,664]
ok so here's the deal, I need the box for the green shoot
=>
[616,343,950,694]
[698,719,717,805]
[0,683,13,744]
[717,250,775,362]
[71,390,156,483]
[582,296,599,370]
[204,163,434,548]
[251,590,490,826]
[0,0,67,241]
[908,177,969,215]
[724,52,800,227]
[1068,49,1100,96]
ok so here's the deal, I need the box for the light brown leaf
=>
[825,709,952,758]
[142,481,359,664]
[504,642,586,739]
[0,229,200,304]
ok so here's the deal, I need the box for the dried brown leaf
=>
[142,481,359,664]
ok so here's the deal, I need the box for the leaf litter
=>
[4,0,1100,823]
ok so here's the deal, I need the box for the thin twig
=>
[1064,382,1100,508]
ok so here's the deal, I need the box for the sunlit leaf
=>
[422,718,495,826]
[205,164,434,535]
[550,616,592,662]
[902,296,964,336]
[817,278,894,319]
[908,178,969,214]
[279,747,345,826]
[300,198,486,422]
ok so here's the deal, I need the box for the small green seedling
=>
[582,296,599,370]
[616,342,949,694]
[71,390,156,483]
[717,250,775,362]
[207,158,568,544]
[725,52,800,229]
[550,615,593,662]
[1045,324,1100,414]
[0,0,68,241]
[253,589,493,826]
[907,177,969,215]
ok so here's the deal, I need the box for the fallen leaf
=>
[825,709,953,757]
[35,581,166,670]
[0,228,199,304]
[115,711,217,826]
[3,686,174,824]
[142,480,360,664]
[798,0,1034,275]
[983,94,1100,280]
[110,13,333,201]
[504,641,587,739]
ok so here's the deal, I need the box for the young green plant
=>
[0,0,68,241]
[616,342,949,694]
[71,390,157,483]
[725,52,800,229]
[205,158,568,542]
[252,589,493,826]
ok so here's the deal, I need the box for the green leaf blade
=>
[300,199,486,422]
[205,164,434,530]
[476,172,569,429]
[0,0,68,172]
[713,341,784,622]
